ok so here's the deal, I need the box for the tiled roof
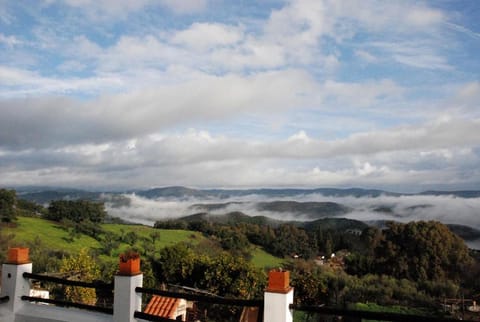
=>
[144,295,180,319]
[240,307,259,322]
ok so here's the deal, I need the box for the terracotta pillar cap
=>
[7,247,31,265]
[267,269,292,294]
[118,252,141,276]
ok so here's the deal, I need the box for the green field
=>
[101,223,202,255]
[3,217,99,253]
[351,302,433,318]
[2,216,283,269]
[2,217,202,255]
[251,246,286,269]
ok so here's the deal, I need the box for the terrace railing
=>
[21,272,114,314]
[134,287,264,322]
[1,247,476,322]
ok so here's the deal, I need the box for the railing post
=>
[113,253,143,322]
[0,248,32,315]
[263,269,294,322]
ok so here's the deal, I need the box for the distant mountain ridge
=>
[174,211,368,232]
[135,186,480,199]
[11,185,480,204]
[8,185,480,248]
[190,200,350,220]
[11,185,480,202]
[137,186,401,199]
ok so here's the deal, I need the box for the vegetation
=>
[346,222,474,282]
[46,200,107,223]
[59,249,101,305]
[155,214,479,318]
[0,188,17,223]
[1,195,479,321]
[152,242,266,321]
[250,246,285,268]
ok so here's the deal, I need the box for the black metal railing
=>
[23,272,113,290]
[290,304,476,322]
[0,296,9,304]
[22,272,114,314]
[135,287,264,322]
[136,287,263,307]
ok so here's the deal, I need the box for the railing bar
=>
[136,287,263,307]
[134,311,178,322]
[290,305,475,322]
[0,296,9,304]
[257,303,264,322]
[23,272,113,290]
[21,296,113,315]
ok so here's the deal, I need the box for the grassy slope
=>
[352,302,434,318]
[3,217,202,254]
[3,216,284,269]
[101,224,202,257]
[251,246,286,269]
[3,217,99,253]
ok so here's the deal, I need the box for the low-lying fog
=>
[105,193,480,232]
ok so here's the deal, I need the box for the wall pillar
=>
[263,269,294,322]
[0,248,32,314]
[113,253,143,322]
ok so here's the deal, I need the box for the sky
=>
[0,0,480,192]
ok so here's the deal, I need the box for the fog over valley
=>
[104,190,480,231]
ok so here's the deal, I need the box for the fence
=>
[0,247,476,322]
[22,271,114,314]
[134,287,264,322]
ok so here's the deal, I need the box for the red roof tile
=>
[144,295,181,319]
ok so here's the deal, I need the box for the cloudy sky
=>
[1,0,479,192]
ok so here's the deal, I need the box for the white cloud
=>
[0,65,123,97]
[1,111,479,189]
[288,131,311,143]
[51,0,208,17]
[0,69,317,147]
[0,33,21,47]
[371,41,452,70]
[405,7,444,27]
[446,22,480,40]
[321,79,403,108]
[0,0,478,191]
[160,0,208,14]
[455,82,480,110]
[171,23,244,51]
[354,49,377,63]
[393,53,451,70]
[104,191,480,231]
[54,0,152,18]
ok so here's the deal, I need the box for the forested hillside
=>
[2,188,480,320]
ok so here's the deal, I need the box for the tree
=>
[0,229,15,269]
[59,249,101,305]
[150,231,161,244]
[272,224,314,258]
[154,243,197,284]
[373,221,473,282]
[123,231,138,246]
[16,198,47,217]
[153,243,266,298]
[290,260,329,305]
[46,200,106,223]
[0,189,17,223]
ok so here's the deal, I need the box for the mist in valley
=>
[105,192,480,232]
